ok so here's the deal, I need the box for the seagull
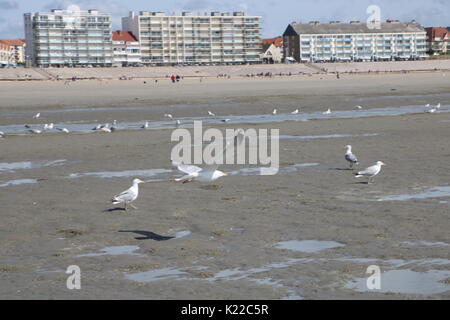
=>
[100,127,112,133]
[426,107,437,113]
[436,103,441,110]
[43,123,54,130]
[111,120,118,132]
[0,131,5,138]
[92,124,102,131]
[425,104,430,108]
[208,111,215,117]
[323,108,332,115]
[355,161,385,184]
[29,129,42,134]
[33,113,40,119]
[164,113,173,119]
[176,120,181,125]
[173,129,245,183]
[272,109,277,115]
[111,178,144,211]
[344,145,359,169]
[291,109,299,114]
[57,127,70,133]
[221,119,231,123]
[141,121,149,129]
[356,105,363,110]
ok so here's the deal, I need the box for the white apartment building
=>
[122,11,261,65]
[112,30,141,66]
[24,9,113,67]
[283,20,428,63]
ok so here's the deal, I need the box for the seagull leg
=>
[124,203,128,211]
[130,204,138,210]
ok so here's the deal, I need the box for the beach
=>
[0,71,449,299]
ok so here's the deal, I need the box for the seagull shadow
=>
[353,181,370,185]
[104,207,127,212]
[118,230,175,241]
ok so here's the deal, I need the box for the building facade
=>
[0,39,26,65]
[112,30,142,66]
[122,11,261,65]
[0,42,11,66]
[24,9,113,67]
[283,20,427,63]
[425,27,449,54]
[261,37,283,63]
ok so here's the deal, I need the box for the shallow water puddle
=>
[68,168,172,179]
[401,241,450,247]
[345,269,450,295]
[1,104,449,135]
[278,133,379,140]
[0,159,66,173]
[377,186,450,201]
[0,179,38,188]
[229,163,319,176]
[75,245,144,258]
[275,240,345,253]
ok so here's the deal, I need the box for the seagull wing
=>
[112,187,136,203]
[357,165,378,176]
[345,152,358,163]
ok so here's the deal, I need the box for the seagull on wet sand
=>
[356,105,363,109]
[291,109,299,114]
[57,127,70,133]
[141,121,149,129]
[344,145,359,169]
[111,178,144,211]
[29,129,42,134]
[0,131,5,138]
[355,161,386,184]
[323,108,332,115]
[164,114,173,119]
[208,111,215,117]
[33,113,40,119]
[272,109,277,115]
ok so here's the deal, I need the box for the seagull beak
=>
[223,173,229,177]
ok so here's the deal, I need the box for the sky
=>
[0,0,449,39]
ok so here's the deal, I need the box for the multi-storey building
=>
[24,9,113,67]
[0,39,26,65]
[425,27,449,54]
[112,30,142,66]
[283,20,427,63]
[122,11,261,65]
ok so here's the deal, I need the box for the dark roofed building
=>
[283,20,427,63]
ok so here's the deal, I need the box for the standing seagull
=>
[164,114,173,119]
[355,105,363,110]
[208,111,215,117]
[344,145,359,169]
[323,108,332,115]
[111,178,145,211]
[33,113,41,119]
[355,161,386,184]
[272,109,277,115]
[291,109,299,114]
[141,121,149,129]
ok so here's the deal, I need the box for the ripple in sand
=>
[75,245,144,258]
[275,240,345,253]
[0,159,66,173]
[377,186,450,201]
[0,179,38,188]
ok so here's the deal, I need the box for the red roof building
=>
[0,39,25,65]
[425,27,449,54]
[111,31,141,66]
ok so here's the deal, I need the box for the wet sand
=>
[0,72,449,299]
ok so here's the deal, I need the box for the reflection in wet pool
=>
[377,186,450,201]
[75,245,144,258]
[275,240,345,253]
[345,269,450,295]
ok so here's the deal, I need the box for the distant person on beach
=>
[171,75,176,83]
[176,75,180,82]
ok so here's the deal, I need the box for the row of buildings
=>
[2,8,447,67]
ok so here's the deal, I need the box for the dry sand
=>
[0,72,449,299]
